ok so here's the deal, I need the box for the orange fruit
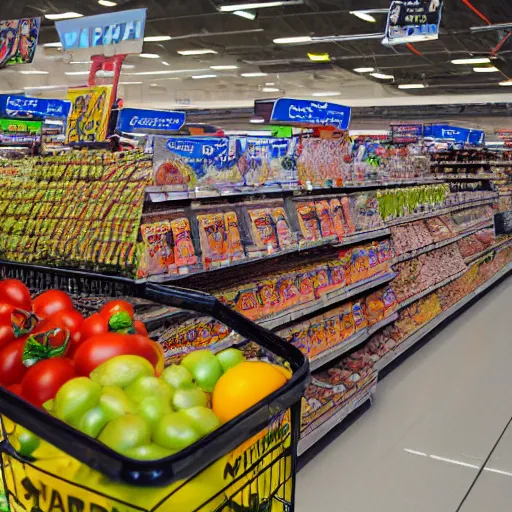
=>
[212,362,288,424]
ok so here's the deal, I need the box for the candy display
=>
[457,228,496,259]
[0,150,152,274]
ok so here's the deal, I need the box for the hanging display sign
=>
[0,118,42,134]
[391,123,423,143]
[383,0,443,46]
[117,107,186,133]
[0,95,71,119]
[55,8,146,57]
[0,17,40,67]
[423,124,484,145]
[255,98,351,130]
[66,85,113,143]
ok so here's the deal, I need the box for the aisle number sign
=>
[56,9,146,56]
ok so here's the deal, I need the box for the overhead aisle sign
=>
[117,108,186,133]
[383,0,443,46]
[0,95,71,119]
[424,124,484,145]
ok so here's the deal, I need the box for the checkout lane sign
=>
[383,0,443,46]
[116,107,186,133]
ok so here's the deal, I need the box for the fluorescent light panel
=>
[241,72,268,77]
[19,70,49,75]
[473,66,499,72]
[98,0,117,6]
[499,80,512,86]
[144,36,172,42]
[210,65,239,70]
[138,53,160,59]
[354,67,375,73]
[398,84,425,89]
[45,12,83,20]
[192,74,217,79]
[42,42,62,48]
[219,2,299,12]
[233,10,256,20]
[451,57,491,65]
[350,11,377,22]
[311,91,340,96]
[65,71,90,76]
[177,49,218,55]
[262,87,279,92]
[70,60,92,64]
[273,36,312,44]
[127,68,208,76]
[119,81,142,85]
[250,117,265,123]
[370,72,394,79]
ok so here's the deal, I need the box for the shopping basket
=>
[0,261,310,512]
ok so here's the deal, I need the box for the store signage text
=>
[117,107,185,133]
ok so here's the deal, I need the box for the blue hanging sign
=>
[424,124,484,145]
[256,98,351,130]
[0,94,71,119]
[383,0,443,46]
[55,9,146,55]
[117,107,185,133]
[468,129,485,146]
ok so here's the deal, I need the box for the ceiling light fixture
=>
[311,91,341,96]
[177,49,218,55]
[98,0,117,6]
[65,71,91,76]
[307,52,330,62]
[144,36,172,42]
[126,68,208,76]
[398,83,425,89]
[473,66,499,72]
[70,60,92,64]
[350,11,377,22]
[370,72,394,79]
[191,74,217,79]
[499,80,512,86]
[45,12,83,20]
[23,85,68,91]
[18,70,49,75]
[241,72,268,77]
[249,117,265,123]
[353,67,375,73]
[42,42,63,48]
[138,53,160,59]
[273,36,312,44]
[122,64,135,69]
[233,10,256,20]
[119,81,143,85]
[210,65,239,70]
[219,1,303,12]
[262,87,279,92]
[161,61,170,66]
[265,82,275,85]
[451,57,491,65]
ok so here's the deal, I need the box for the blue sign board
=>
[424,124,485,145]
[383,0,443,45]
[268,98,351,130]
[0,95,71,119]
[56,9,146,53]
[117,108,185,133]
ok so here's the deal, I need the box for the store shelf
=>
[260,272,397,330]
[391,221,493,265]
[464,238,512,265]
[298,375,378,456]
[396,269,467,311]
[143,228,391,285]
[374,262,512,373]
[385,197,497,228]
[434,174,502,181]
[430,161,512,167]
[309,312,398,371]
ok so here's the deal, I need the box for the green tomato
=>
[152,412,201,451]
[182,407,220,436]
[124,444,175,461]
[125,376,173,404]
[17,428,40,458]
[54,377,102,425]
[181,350,223,393]
[42,399,54,413]
[172,387,208,411]
[90,355,154,388]
[216,348,245,372]
[77,406,109,438]
[137,396,172,425]
[98,415,151,454]
[161,365,194,390]
[99,386,136,420]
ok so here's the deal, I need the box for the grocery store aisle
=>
[296,277,512,512]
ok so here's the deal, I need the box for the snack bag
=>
[170,217,197,267]
[340,302,355,339]
[351,246,369,282]
[296,202,322,241]
[284,320,311,355]
[233,284,260,320]
[248,208,278,251]
[271,207,295,249]
[367,243,379,274]
[257,278,281,316]
[383,286,397,313]
[324,313,341,348]
[365,290,386,325]
[296,269,315,303]
[315,200,336,238]
[197,213,228,267]
[308,319,326,358]
[329,259,347,290]
[330,198,346,242]
[377,239,392,264]
[276,274,301,310]
[224,211,245,261]
[312,266,329,299]
[352,300,368,331]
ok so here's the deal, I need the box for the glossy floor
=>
[296,277,512,512]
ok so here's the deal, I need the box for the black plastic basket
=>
[0,261,309,512]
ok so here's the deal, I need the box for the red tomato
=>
[21,358,76,407]
[75,313,108,344]
[7,383,22,395]
[73,332,161,377]
[134,320,148,336]
[0,337,28,386]
[0,279,31,311]
[0,303,16,317]
[99,300,134,321]
[0,324,15,351]
[33,290,74,320]
[36,309,84,348]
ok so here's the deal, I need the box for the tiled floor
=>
[296,276,512,512]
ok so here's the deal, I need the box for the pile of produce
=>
[0,279,289,461]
